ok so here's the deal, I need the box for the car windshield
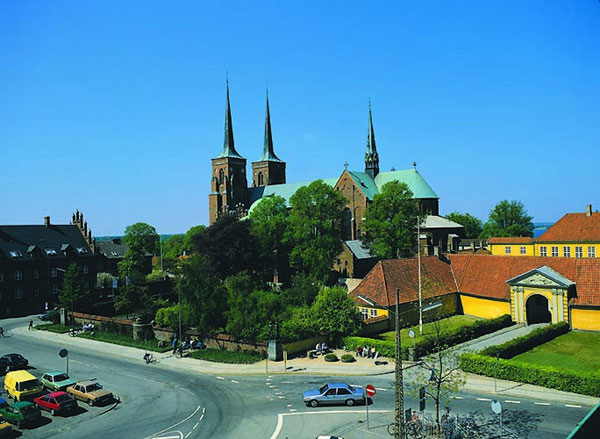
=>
[55,394,72,403]
[20,379,41,391]
[86,383,103,392]
[54,374,69,381]
[347,385,354,392]
[319,385,329,394]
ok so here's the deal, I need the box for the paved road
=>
[0,316,594,439]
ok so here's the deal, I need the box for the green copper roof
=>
[375,168,438,199]
[347,171,379,200]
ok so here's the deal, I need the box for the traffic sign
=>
[365,384,376,397]
[59,349,68,358]
[491,399,502,414]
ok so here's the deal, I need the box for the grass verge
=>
[77,330,171,353]
[188,348,264,364]
[378,315,483,346]
[35,323,72,334]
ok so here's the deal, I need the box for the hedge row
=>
[343,314,514,360]
[479,321,569,359]
[415,314,514,357]
[460,352,600,397]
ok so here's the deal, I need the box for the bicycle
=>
[387,412,430,438]
[174,345,189,358]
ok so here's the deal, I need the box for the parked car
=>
[40,371,76,392]
[4,370,44,401]
[0,354,28,371]
[303,383,364,407]
[0,359,7,376]
[38,309,58,321]
[316,436,344,439]
[66,381,114,406]
[34,391,78,416]
[0,398,41,428]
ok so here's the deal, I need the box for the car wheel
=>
[51,409,56,416]
[346,399,355,406]
[87,399,94,406]
[310,400,318,408]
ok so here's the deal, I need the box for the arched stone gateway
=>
[526,294,552,324]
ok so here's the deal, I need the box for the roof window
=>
[9,250,23,258]
[45,248,57,256]
[111,251,119,256]
[77,247,88,254]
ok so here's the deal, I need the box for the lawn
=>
[77,330,171,353]
[188,348,264,364]
[378,315,483,346]
[35,323,72,334]
[511,331,600,374]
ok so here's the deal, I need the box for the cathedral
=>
[209,84,456,249]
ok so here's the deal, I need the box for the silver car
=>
[303,383,364,407]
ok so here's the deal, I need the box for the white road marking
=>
[505,400,520,404]
[289,409,297,412]
[144,406,201,439]
[231,380,239,384]
[184,432,192,439]
[476,398,491,401]
[216,376,224,380]
[270,410,391,439]
[565,404,582,408]
[286,404,293,408]
[452,396,464,400]
[281,381,294,384]
[202,408,205,414]
[193,413,205,430]
[375,387,386,391]
[153,435,183,439]
[278,396,286,399]
[535,402,551,406]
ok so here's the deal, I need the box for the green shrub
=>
[324,353,338,362]
[342,336,405,359]
[77,330,170,352]
[460,352,600,397]
[35,323,71,334]
[479,322,569,359]
[341,354,356,363]
[188,348,264,364]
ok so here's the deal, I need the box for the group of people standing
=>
[356,345,377,359]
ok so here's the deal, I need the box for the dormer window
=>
[77,247,88,254]
[9,250,23,258]
[111,251,118,256]
[45,248,57,256]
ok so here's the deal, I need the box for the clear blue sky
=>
[2,1,599,235]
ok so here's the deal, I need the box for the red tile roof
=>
[449,254,600,306]
[488,237,532,244]
[536,212,600,242]
[350,256,457,307]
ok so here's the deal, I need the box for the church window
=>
[563,247,571,258]
[551,246,558,257]
[219,169,224,184]
[588,247,596,258]
[505,246,511,254]
[520,246,526,255]
[540,246,547,257]
[575,246,583,258]
[258,172,264,186]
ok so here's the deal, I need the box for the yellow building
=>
[488,205,600,259]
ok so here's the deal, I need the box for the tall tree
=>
[445,212,483,239]
[249,195,290,282]
[123,222,160,255]
[311,286,361,346]
[364,181,424,259]
[59,263,89,312]
[286,180,346,282]
[177,254,227,334]
[480,200,534,238]
[190,213,262,280]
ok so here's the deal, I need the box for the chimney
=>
[44,216,50,227]
[586,204,592,217]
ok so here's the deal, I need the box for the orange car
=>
[66,381,114,406]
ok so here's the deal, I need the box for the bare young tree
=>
[410,316,466,429]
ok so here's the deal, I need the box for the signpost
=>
[365,384,376,429]
[491,399,503,434]
[59,349,69,374]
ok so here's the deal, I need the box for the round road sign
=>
[59,349,68,358]
[365,384,376,397]
[408,330,415,338]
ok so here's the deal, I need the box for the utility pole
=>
[417,219,423,335]
[394,288,405,439]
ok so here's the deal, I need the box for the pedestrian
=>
[316,343,322,355]
[172,337,178,355]
[28,319,33,331]
[0,326,4,337]
[356,346,363,357]
[366,346,372,358]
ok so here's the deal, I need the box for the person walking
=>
[28,319,33,331]
[172,337,178,356]
[0,326,4,337]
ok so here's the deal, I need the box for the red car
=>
[34,391,78,416]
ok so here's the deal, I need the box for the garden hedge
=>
[460,322,599,396]
[343,314,514,360]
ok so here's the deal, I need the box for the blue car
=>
[303,383,364,407]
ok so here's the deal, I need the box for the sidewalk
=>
[20,326,600,407]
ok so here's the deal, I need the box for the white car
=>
[316,436,344,439]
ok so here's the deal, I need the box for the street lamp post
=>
[417,220,423,336]
[394,288,405,439]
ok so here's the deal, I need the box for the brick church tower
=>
[251,91,286,187]
[209,82,248,224]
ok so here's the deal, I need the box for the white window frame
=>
[505,246,511,254]
[563,247,571,258]
[51,285,59,295]
[589,247,596,258]
[575,246,583,258]
[520,246,527,255]
[551,246,559,257]
[15,288,23,299]
[360,308,369,320]
[540,246,547,257]
[50,268,58,278]
[370,308,377,318]
[14,271,22,281]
